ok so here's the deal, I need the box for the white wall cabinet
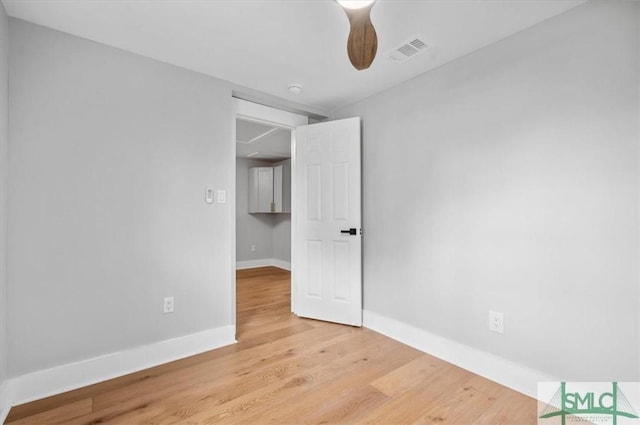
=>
[249,167,273,213]
[249,162,290,213]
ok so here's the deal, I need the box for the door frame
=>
[231,98,308,327]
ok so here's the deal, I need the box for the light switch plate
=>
[217,189,226,204]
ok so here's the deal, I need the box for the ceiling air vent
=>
[387,36,429,63]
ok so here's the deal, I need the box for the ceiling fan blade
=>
[342,4,378,70]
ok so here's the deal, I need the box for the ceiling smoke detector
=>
[387,36,430,63]
[288,84,303,95]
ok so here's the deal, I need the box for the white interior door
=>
[293,117,362,326]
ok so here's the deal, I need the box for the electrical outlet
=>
[489,310,504,334]
[164,296,174,314]
[251,244,256,252]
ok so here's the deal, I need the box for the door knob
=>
[340,228,357,235]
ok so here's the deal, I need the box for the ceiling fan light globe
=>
[337,0,375,10]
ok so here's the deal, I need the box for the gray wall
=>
[7,20,234,377]
[334,1,639,381]
[236,157,291,264]
[0,1,8,409]
[272,215,291,262]
[236,158,277,261]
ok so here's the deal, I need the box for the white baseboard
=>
[6,325,236,407]
[363,310,558,399]
[271,259,291,271]
[236,259,273,270]
[0,380,8,424]
[236,258,291,271]
[0,407,8,425]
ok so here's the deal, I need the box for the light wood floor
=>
[5,267,537,424]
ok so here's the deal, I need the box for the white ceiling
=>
[2,0,586,112]
[236,118,291,161]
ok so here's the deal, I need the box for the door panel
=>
[293,117,362,326]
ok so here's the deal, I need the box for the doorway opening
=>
[231,99,309,337]
[235,118,292,272]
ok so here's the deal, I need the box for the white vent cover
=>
[387,36,429,63]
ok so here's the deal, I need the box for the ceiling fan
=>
[336,0,378,70]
